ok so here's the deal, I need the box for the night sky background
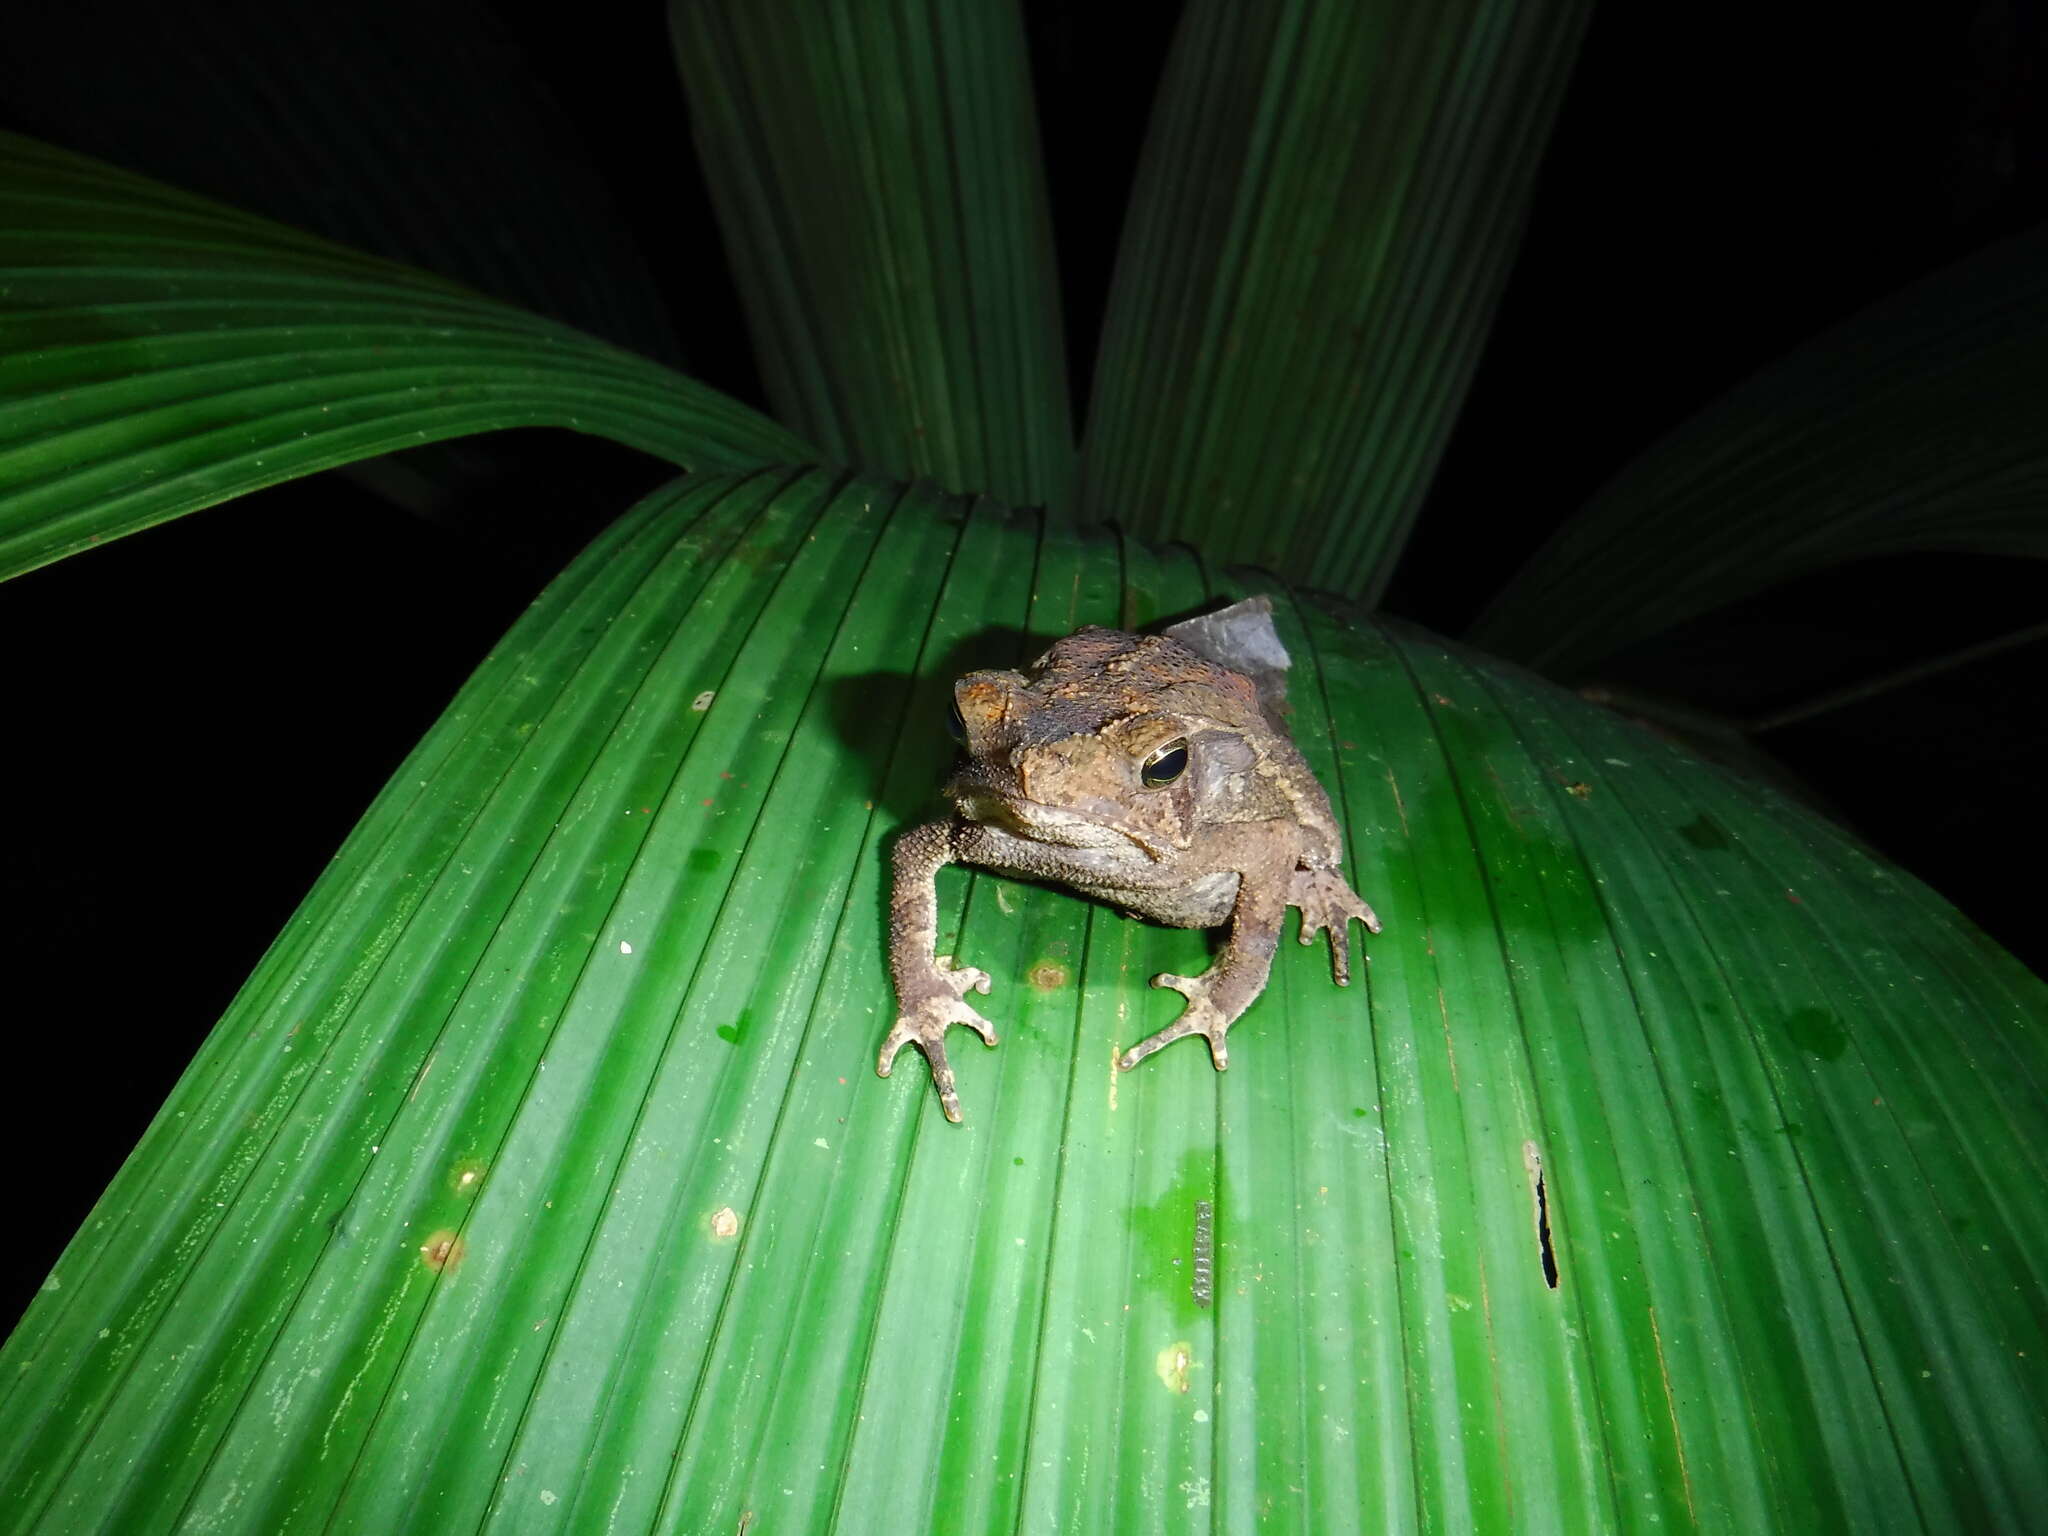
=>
[2,0,2043,1332]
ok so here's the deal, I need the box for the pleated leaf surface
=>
[3,469,2043,1534]
[670,0,1074,512]
[1469,224,2048,676]
[1079,0,1590,602]
[0,0,688,364]
[0,132,809,580]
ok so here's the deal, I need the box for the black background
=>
[3,0,2043,1333]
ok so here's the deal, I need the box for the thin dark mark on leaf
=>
[1525,1142,1560,1290]
[1192,1199,1214,1308]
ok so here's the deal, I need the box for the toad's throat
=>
[950,788,1167,859]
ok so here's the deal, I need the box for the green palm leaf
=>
[5,469,2040,1532]
[1080,0,1590,601]
[0,3,690,362]
[670,0,1074,511]
[0,132,809,580]
[1469,224,2048,675]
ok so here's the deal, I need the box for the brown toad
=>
[878,596,1380,1122]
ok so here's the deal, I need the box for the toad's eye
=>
[1140,738,1190,788]
[946,699,967,742]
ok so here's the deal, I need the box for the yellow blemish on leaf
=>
[1156,1341,1193,1394]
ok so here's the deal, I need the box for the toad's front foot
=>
[1292,866,1380,985]
[1119,972,1234,1073]
[877,958,999,1123]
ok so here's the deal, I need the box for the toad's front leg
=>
[1118,848,1293,1073]
[877,818,998,1122]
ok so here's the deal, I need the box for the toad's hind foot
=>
[1118,974,1233,1073]
[1291,866,1380,986]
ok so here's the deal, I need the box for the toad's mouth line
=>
[950,791,1169,861]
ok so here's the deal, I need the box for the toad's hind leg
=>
[1118,858,1290,1073]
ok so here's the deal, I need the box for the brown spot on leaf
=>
[1027,961,1069,991]
[420,1230,466,1272]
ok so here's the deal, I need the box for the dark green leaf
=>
[0,1,687,362]
[670,0,1074,511]
[0,132,811,580]
[1470,225,2048,675]
[1080,0,1590,601]
[5,470,2042,1531]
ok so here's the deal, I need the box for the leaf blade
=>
[1080,0,1591,601]
[4,472,2043,1533]
[669,0,1074,512]
[0,3,689,360]
[1469,225,2048,675]
[0,132,812,580]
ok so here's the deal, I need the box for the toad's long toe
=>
[1118,973,1231,1072]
